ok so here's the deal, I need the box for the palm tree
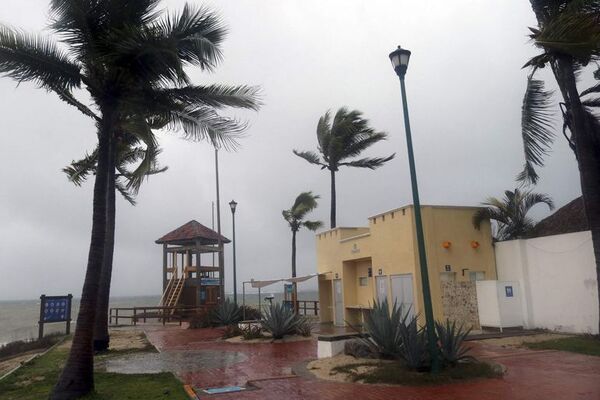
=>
[0,1,259,398]
[473,189,554,241]
[518,1,600,333]
[293,107,394,229]
[282,192,323,308]
[64,136,167,352]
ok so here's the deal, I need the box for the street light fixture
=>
[229,200,238,305]
[389,45,439,373]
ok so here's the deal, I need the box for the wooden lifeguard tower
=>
[156,220,230,309]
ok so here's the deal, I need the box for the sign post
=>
[38,294,73,340]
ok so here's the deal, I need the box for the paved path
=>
[145,326,600,399]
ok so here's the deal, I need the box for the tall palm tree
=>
[293,107,394,229]
[473,189,554,241]
[517,0,600,333]
[64,136,167,352]
[282,192,323,307]
[0,1,259,398]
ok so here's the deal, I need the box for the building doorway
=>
[375,275,388,305]
[391,274,414,320]
[333,279,344,326]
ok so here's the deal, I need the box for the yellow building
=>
[317,205,496,327]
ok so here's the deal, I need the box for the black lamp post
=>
[229,200,238,305]
[389,45,439,373]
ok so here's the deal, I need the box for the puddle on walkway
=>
[96,350,248,374]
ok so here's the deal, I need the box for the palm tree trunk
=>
[93,135,116,352]
[51,113,115,400]
[291,229,297,311]
[330,169,336,229]
[556,57,600,334]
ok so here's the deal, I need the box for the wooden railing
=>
[109,305,211,326]
[279,300,319,316]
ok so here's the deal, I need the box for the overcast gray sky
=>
[0,1,585,300]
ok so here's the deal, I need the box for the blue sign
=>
[201,278,220,286]
[42,296,71,323]
[505,286,514,298]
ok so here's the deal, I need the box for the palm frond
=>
[302,220,323,231]
[293,150,324,166]
[115,178,137,206]
[160,84,261,110]
[0,25,81,90]
[518,75,555,184]
[63,149,98,185]
[339,154,395,169]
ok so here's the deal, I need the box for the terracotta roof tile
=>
[155,220,230,245]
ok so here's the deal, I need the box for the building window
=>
[469,271,485,281]
[359,277,368,286]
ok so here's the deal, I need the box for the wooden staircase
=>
[160,277,184,309]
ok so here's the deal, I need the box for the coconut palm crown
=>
[473,189,554,241]
[293,107,394,229]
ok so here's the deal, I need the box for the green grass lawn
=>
[332,361,501,386]
[0,347,188,400]
[524,335,600,357]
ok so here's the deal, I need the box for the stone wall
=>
[440,281,480,330]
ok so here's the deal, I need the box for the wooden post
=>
[163,244,168,292]
[38,294,45,340]
[133,308,137,326]
[66,294,72,335]
[115,308,119,325]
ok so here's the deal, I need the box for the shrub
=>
[344,339,378,359]
[398,315,428,370]
[242,324,263,340]
[435,319,473,366]
[239,305,261,321]
[211,298,242,326]
[222,324,242,339]
[261,302,300,339]
[188,312,212,329]
[0,333,63,359]
[295,316,313,337]
[362,298,405,359]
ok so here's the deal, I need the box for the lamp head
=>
[389,45,411,78]
[229,199,238,214]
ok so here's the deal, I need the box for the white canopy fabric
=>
[248,272,327,289]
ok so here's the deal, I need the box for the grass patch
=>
[524,335,600,357]
[0,334,65,360]
[332,361,501,386]
[0,347,187,399]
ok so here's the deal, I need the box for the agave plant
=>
[261,302,300,339]
[211,298,242,326]
[398,315,428,370]
[362,298,405,359]
[435,319,473,366]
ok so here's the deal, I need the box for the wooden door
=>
[205,286,219,305]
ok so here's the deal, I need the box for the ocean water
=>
[0,291,318,346]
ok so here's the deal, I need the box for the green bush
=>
[295,316,313,337]
[188,312,212,329]
[398,315,428,370]
[239,305,261,321]
[362,298,405,359]
[211,298,242,326]
[344,339,379,359]
[261,302,300,339]
[435,319,472,366]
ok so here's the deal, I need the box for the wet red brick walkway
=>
[145,326,600,400]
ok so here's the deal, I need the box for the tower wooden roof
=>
[155,220,230,245]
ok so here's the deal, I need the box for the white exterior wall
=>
[476,280,523,329]
[495,231,598,334]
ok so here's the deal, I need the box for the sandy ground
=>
[225,334,314,344]
[57,327,150,351]
[307,355,384,383]
[477,333,572,347]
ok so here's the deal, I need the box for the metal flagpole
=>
[215,148,225,303]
